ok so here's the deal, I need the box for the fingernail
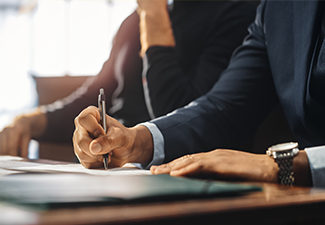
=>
[91,142,102,153]
[170,171,178,176]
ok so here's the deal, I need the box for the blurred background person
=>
[0,0,137,159]
[0,0,256,160]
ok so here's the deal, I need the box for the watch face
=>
[269,142,298,152]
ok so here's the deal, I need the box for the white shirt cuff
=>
[133,122,165,170]
[305,145,325,188]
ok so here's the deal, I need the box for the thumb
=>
[89,132,114,155]
[89,126,124,155]
[89,138,106,155]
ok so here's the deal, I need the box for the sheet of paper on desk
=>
[0,156,151,177]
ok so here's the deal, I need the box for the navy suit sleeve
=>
[152,1,279,163]
[143,1,256,118]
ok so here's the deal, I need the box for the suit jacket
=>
[152,0,325,163]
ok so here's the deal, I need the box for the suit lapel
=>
[293,1,319,107]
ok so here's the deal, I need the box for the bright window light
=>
[0,0,137,127]
[31,0,137,76]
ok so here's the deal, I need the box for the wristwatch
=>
[266,142,299,185]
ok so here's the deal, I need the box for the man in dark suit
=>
[73,1,325,187]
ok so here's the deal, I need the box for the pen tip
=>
[100,88,104,95]
[103,157,108,170]
[103,155,109,170]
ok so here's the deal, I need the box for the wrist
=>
[263,155,279,183]
[136,0,168,18]
[138,8,175,56]
[138,6,167,18]
[128,125,153,165]
[293,150,312,186]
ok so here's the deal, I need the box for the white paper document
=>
[0,156,151,177]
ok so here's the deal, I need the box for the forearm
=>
[137,3,175,56]
[129,125,154,166]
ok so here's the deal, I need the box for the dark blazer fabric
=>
[152,1,325,163]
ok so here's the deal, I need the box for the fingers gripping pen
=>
[98,88,109,170]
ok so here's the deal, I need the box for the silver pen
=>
[98,88,109,170]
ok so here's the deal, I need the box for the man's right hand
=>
[73,106,154,169]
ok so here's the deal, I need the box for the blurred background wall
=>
[0,0,137,159]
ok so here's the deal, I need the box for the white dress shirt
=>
[305,146,325,188]
[136,122,165,169]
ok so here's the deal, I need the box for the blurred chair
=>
[33,75,90,162]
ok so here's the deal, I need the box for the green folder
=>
[0,174,261,209]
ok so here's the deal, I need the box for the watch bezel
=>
[268,142,299,152]
[266,142,299,159]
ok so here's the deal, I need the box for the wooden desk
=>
[29,185,325,225]
[1,159,325,225]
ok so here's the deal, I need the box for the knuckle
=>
[78,139,89,151]
[90,150,101,159]
[196,162,204,169]
[81,161,92,169]
[74,114,89,127]
[72,130,77,140]
[193,161,204,170]
[97,135,111,150]
[85,161,102,169]
[74,135,83,147]
[76,112,91,124]
[87,106,97,111]
[93,127,104,138]
[75,151,88,163]
[74,150,82,162]
[73,128,82,140]
[74,116,80,125]
[109,127,126,148]
[74,140,86,155]
[77,114,88,125]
